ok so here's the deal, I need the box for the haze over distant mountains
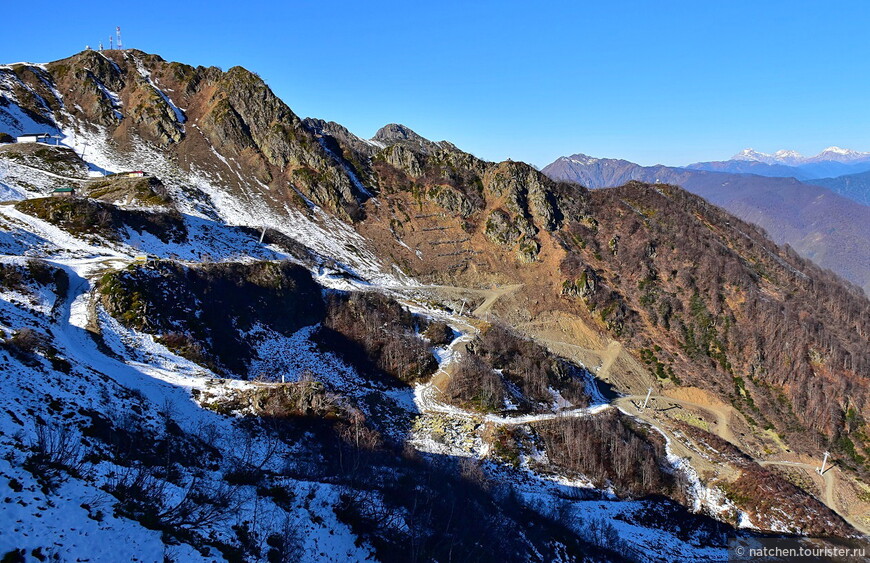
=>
[542,153,870,295]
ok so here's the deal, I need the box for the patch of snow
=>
[133,57,186,125]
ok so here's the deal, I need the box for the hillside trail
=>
[533,337,623,381]
[397,283,523,317]
[613,392,869,533]
[43,259,245,435]
[472,284,523,316]
[597,340,623,381]
[755,459,870,535]
[757,459,870,535]
[532,338,605,369]
[412,289,611,426]
[615,393,738,446]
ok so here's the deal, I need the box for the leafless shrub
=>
[264,516,304,563]
[459,457,489,490]
[7,328,43,355]
[338,409,383,452]
[108,465,242,530]
[24,423,86,488]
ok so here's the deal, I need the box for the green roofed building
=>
[51,187,75,197]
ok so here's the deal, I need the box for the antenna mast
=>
[116,26,123,50]
[109,35,113,50]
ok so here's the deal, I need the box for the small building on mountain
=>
[123,171,146,178]
[16,133,51,144]
[51,187,75,198]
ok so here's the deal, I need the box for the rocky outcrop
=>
[427,184,475,218]
[484,161,562,232]
[561,266,601,299]
[197,66,368,219]
[483,208,540,261]
[0,65,61,127]
[484,209,521,246]
[380,143,424,178]
[44,50,184,145]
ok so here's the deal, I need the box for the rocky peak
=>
[372,123,443,154]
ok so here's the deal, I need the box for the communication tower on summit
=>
[116,27,123,50]
[109,35,113,50]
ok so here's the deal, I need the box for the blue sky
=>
[3,1,869,167]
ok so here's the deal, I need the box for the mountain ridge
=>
[543,153,870,295]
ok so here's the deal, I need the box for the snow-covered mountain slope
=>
[0,146,773,562]
[0,256,377,561]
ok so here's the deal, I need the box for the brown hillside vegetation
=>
[675,422,853,536]
[536,410,675,498]
[353,139,869,476]
[556,183,870,470]
[315,292,438,386]
[541,154,870,295]
[443,324,591,414]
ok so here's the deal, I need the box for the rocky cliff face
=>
[2,50,370,221]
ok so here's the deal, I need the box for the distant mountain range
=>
[542,153,870,295]
[733,146,870,166]
[687,147,870,181]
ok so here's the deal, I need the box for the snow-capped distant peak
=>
[773,150,802,159]
[564,154,600,165]
[805,146,870,164]
[732,148,773,163]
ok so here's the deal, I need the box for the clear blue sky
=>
[3,1,869,167]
